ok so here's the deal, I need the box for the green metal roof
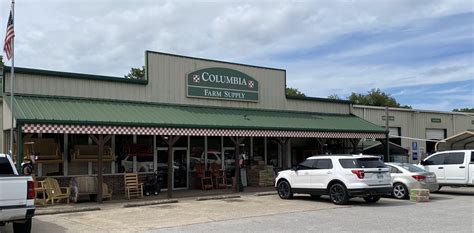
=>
[8,95,385,133]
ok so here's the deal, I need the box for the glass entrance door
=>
[173,148,188,189]
[223,147,235,175]
[156,147,188,190]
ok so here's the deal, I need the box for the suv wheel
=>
[363,195,381,203]
[392,183,408,199]
[277,180,293,199]
[329,183,349,205]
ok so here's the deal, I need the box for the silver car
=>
[385,163,439,199]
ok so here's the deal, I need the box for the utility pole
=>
[385,106,390,162]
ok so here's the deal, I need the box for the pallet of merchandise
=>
[409,189,430,202]
[247,167,275,187]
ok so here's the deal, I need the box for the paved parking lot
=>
[0,187,472,233]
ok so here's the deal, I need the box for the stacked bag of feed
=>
[410,189,430,202]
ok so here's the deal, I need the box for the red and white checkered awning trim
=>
[21,124,386,138]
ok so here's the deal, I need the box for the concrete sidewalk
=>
[32,194,343,232]
[35,186,277,215]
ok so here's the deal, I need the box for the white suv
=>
[275,155,392,205]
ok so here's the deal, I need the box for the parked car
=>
[190,151,235,170]
[121,155,175,173]
[0,154,35,233]
[418,150,474,189]
[385,162,438,199]
[275,154,392,205]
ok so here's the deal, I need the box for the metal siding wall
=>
[454,114,474,132]
[285,99,349,114]
[147,53,349,113]
[4,73,147,101]
[4,53,351,115]
[353,106,474,162]
[147,54,287,110]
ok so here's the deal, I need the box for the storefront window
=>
[252,137,265,169]
[115,135,133,173]
[133,135,154,173]
[189,137,204,172]
[267,138,279,167]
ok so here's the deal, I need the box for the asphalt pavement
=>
[0,187,472,233]
[152,187,474,233]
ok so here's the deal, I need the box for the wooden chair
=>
[43,177,70,205]
[210,163,226,189]
[31,175,47,206]
[69,176,113,202]
[124,173,143,199]
[201,171,214,190]
[102,183,113,200]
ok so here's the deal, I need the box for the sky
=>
[1,0,473,111]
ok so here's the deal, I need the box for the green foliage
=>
[348,88,411,108]
[453,108,474,113]
[124,66,145,80]
[286,87,306,97]
[327,94,341,100]
[0,55,4,69]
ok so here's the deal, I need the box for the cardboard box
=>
[410,195,429,202]
[410,189,430,197]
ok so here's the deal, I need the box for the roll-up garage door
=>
[426,129,445,140]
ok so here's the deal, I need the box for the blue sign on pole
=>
[412,142,418,151]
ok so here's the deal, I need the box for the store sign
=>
[186,68,259,102]
[431,118,442,123]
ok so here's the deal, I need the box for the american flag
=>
[3,10,14,60]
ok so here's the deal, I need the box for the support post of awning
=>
[384,131,390,162]
[161,135,181,198]
[349,139,361,154]
[276,137,290,169]
[316,139,325,155]
[229,136,245,193]
[16,124,22,172]
[90,134,112,204]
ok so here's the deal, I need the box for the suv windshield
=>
[339,158,386,168]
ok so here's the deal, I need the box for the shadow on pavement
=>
[436,190,474,196]
[287,195,416,207]
[0,218,67,233]
[32,218,67,233]
[427,195,453,201]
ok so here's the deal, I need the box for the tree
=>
[453,108,474,113]
[0,55,4,69]
[286,87,306,97]
[124,66,145,80]
[347,88,411,108]
[327,94,341,100]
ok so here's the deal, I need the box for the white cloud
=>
[0,0,472,111]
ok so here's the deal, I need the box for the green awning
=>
[8,95,386,138]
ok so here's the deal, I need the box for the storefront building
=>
[352,105,474,162]
[1,51,388,196]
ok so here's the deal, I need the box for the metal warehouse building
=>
[0,51,472,196]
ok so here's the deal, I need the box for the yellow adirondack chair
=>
[124,173,143,199]
[44,177,70,205]
[102,183,113,201]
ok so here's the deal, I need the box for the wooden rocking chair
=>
[124,173,143,199]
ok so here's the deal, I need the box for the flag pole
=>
[9,0,16,169]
